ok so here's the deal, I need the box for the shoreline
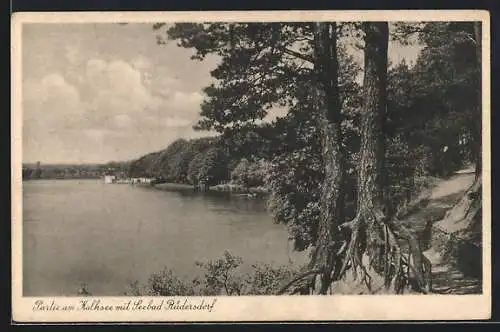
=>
[150,182,269,198]
[151,182,194,190]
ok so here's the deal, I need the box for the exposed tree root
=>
[341,212,431,294]
[277,210,432,295]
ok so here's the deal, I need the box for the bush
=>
[195,251,244,295]
[267,146,323,252]
[230,158,270,189]
[243,263,297,295]
[128,251,301,296]
[145,268,196,296]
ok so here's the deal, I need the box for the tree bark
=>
[276,23,347,295]
[357,22,389,223]
[310,22,346,294]
[333,22,430,294]
[352,21,391,288]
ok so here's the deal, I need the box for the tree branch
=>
[463,34,477,45]
[281,47,314,64]
[275,269,322,295]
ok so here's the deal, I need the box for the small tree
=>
[198,147,230,186]
[244,263,297,295]
[195,251,244,295]
[230,158,251,188]
[145,268,195,296]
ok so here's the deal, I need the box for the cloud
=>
[159,90,204,117]
[147,66,182,94]
[25,58,204,139]
[131,55,151,71]
[111,114,134,129]
[21,24,222,163]
[163,117,192,128]
[83,59,163,123]
[83,128,106,141]
[23,73,91,163]
[23,54,211,162]
[64,45,80,65]
[24,73,86,128]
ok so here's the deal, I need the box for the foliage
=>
[197,146,231,186]
[127,136,231,186]
[387,22,480,177]
[158,139,194,182]
[144,268,196,296]
[128,251,300,296]
[265,76,359,251]
[230,158,270,189]
[127,151,161,178]
[243,263,297,295]
[166,23,315,133]
[266,105,324,251]
[186,149,209,185]
[195,250,244,295]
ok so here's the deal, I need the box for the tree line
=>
[126,136,271,190]
[22,161,130,180]
[149,21,482,295]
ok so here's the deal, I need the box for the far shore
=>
[22,177,101,181]
[23,178,269,198]
[152,182,194,190]
[150,182,269,197]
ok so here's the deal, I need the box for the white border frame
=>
[11,10,491,322]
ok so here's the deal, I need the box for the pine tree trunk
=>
[349,21,392,291]
[311,22,346,294]
[275,23,347,295]
[328,22,392,294]
[331,22,431,294]
[356,22,389,225]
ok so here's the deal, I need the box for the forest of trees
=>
[125,21,483,295]
[22,161,130,180]
[126,136,271,189]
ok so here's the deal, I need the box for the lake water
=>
[22,179,306,296]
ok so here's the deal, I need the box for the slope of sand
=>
[331,170,480,294]
[417,170,481,294]
[401,172,476,235]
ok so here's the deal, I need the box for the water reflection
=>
[23,180,305,296]
[148,186,270,213]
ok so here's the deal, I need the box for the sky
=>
[21,23,422,164]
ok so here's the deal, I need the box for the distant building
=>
[104,175,116,184]
[139,177,152,184]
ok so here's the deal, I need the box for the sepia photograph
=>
[11,10,491,322]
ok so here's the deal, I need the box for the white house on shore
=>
[139,177,152,184]
[104,175,116,184]
[103,175,153,184]
[130,177,153,184]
